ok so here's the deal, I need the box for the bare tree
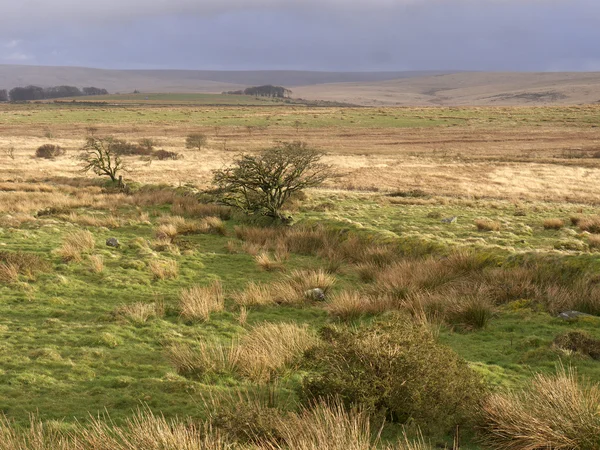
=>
[80,137,124,183]
[213,141,330,221]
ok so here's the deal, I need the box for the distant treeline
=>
[0,85,108,102]
[223,85,292,98]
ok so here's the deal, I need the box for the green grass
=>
[2,102,598,128]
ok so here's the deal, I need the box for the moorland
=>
[0,95,599,449]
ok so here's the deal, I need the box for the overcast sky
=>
[1,0,599,71]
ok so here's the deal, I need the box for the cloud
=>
[4,39,21,49]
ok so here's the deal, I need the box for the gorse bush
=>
[481,366,600,450]
[299,316,485,432]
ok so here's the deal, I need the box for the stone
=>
[557,310,593,321]
[106,237,120,248]
[441,216,457,224]
[305,288,326,301]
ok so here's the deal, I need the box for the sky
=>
[1,0,599,71]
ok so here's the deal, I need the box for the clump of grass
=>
[237,322,318,382]
[571,215,584,226]
[179,281,224,321]
[155,223,178,242]
[0,262,20,284]
[579,216,600,233]
[287,269,337,294]
[0,251,49,279]
[325,291,393,320]
[589,234,600,250]
[149,259,178,280]
[255,253,285,272]
[543,218,565,230]
[202,216,227,235]
[114,302,163,325]
[475,219,501,232]
[166,341,240,378]
[446,294,494,330]
[172,196,231,220]
[233,282,275,307]
[88,255,104,273]
[554,331,600,359]
[481,366,600,450]
[56,230,95,262]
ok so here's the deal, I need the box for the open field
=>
[1,100,600,448]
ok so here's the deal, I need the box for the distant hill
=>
[292,72,600,106]
[0,65,453,94]
[1,65,599,106]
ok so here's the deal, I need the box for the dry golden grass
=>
[481,366,600,450]
[88,255,104,273]
[579,216,600,233]
[233,282,275,307]
[236,322,318,382]
[475,219,501,232]
[179,281,224,321]
[64,212,120,228]
[542,218,565,230]
[287,269,337,294]
[255,252,285,272]
[0,263,20,284]
[148,259,178,280]
[589,234,600,250]
[114,302,163,324]
[166,341,240,378]
[154,223,178,242]
[56,230,95,262]
[325,291,393,320]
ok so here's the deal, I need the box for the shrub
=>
[108,138,152,156]
[179,281,224,321]
[299,316,485,432]
[543,218,564,230]
[554,331,600,359]
[35,144,65,159]
[213,141,330,220]
[480,366,600,450]
[475,219,501,232]
[185,133,207,150]
[153,149,180,160]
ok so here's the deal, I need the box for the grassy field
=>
[1,100,600,448]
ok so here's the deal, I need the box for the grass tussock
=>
[154,223,178,243]
[233,282,275,307]
[114,301,164,325]
[64,212,120,228]
[0,263,20,284]
[287,269,337,294]
[543,218,565,230]
[179,281,224,321]
[88,255,104,273]
[326,291,393,320]
[236,322,318,382]
[149,259,178,280]
[579,216,600,233]
[172,196,232,220]
[255,253,285,272]
[56,230,95,262]
[589,234,600,250]
[481,366,600,450]
[0,250,49,282]
[554,331,600,360]
[475,219,501,232]
[166,341,240,379]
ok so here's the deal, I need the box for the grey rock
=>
[106,237,120,248]
[441,216,457,224]
[305,288,326,301]
[558,310,593,321]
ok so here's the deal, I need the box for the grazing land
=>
[1,96,600,448]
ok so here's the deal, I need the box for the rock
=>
[557,310,593,321]
[106,237,120,248]
[305,288,325,301]
[441,216,457,224]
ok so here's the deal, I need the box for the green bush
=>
[299,316,485,432]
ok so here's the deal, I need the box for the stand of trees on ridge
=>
[0,85,108,102]
[223,85,292,98]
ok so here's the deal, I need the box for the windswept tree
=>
[213,141,330,221]
[80,137,125,183]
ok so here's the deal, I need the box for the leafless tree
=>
[80,137,125,183]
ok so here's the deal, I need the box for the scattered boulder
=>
[441,216,457,224]
[305,288,325,301]
[106,237,120,248]
[557,310,593,321]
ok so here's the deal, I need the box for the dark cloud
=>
[1,0,599,71]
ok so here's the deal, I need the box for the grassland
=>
[0,99,600,448]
